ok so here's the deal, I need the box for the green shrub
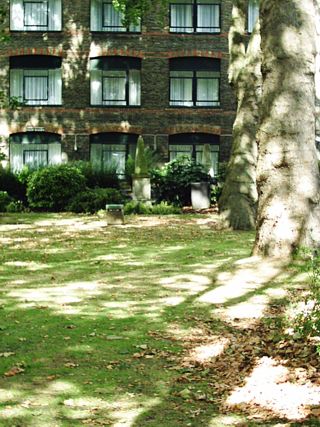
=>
[151,156,210,207]
[71,161,120,189]
[150,201,181,215]
[27,164,87,211]
[0,191,13,212]
[0,166,27,202]
[67,188,124,214]
[6,200,25,213]
[124,201,151,215]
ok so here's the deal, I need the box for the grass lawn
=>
[0,213,319,426]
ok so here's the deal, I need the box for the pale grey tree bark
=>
[219,0,261,230]
[253,0,320,258]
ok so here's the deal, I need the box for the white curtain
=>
[48,0,62,31]
[10,143,23,172]
[129,70,141,105]
[90,0,101,31]
[103,2,125,31]
[170,3,193,32]
[48,142,61,164]
[91,69,102,105]
[103,71,126,105]
[48,68,62,104]
[10,0,24,30]
[10,0,61,31]
[197,73,219,106]
[10,69,24,102]
[103,147,126,175]
[197,4,220,33]
[90,143,103,169]
[24,150,48,168]
[248,0,259,32]
[196,145,219,177]
[170,72,193,106]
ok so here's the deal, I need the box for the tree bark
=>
[219,0,261,230]
[253,0,320,258]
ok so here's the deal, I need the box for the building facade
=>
[0,0,253,176]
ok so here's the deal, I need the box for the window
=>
[90,133,138,177]
[170,0,220,33]
[91,0,140,32]
[169,133,220,176]
[10,55,62,106]
[91,57,141,106]
[170,57,220,107]
[248,0,259,33]
[10,0,62,31]
[9,132,61,172]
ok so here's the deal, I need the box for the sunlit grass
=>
[0,213,317,426]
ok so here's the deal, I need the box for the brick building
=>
[0,0,258,176]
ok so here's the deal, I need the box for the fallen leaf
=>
[4,366,25,377]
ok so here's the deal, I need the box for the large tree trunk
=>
[253,0,320,258]
[219,0,261,230]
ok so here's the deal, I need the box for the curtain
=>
[48,68,62,104]
[197,72,219,106]
[170,72,193,106]
[103,71,126,105]
[10,0,24,30]
[9,143,23,172]
[195,145,219,176]
[248,0,259,32]
[24,70,48,105]
[103,2,125,31]
[197,4,220,33]
[170,3,193,32]
[48,142,61,164]
[90,143,103,170]
[129,70,141,105]
[49,0,62,30]
[91,69,102,105]
[91,0,102,31]
[10,69,23,102]
[24,1,48,30]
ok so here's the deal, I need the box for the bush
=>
[124,200,181,215]
[0,166,27,202]
[71,161,120,189]
[151,156,210,207]
[0,191,13,212]
[6,200,25,213]
[67,188,124,214]
[27,164,87,211]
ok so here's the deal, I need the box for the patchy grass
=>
[0,213,319,426]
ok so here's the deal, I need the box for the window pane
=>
[197,77,219,106]
[23,150,48,168]
[24,1,48,28]
[103,148,126,176]
[103,71,126,105]
[24,72,48,104]
[169,144,193,161]
[170,76,193,106]
[103,2,126,31]
[197,4,220,32]
[170,4,193,32]
[248,0,259,32]
[129,69,141,105]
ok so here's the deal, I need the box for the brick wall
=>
[0,0,236,165]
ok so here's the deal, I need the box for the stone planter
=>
[191,182,210,210]
[132,175,151,202]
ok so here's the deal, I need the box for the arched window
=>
[10,0,62,31]
[9,132,61,172]
[169,57,220,107]
[10,55,62,106]
[90,57,141,106]
[169,133,219,176]
[90,133,138,177]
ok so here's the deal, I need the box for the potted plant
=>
[132,135,151,202]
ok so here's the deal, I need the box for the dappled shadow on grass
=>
[0,214,319,426]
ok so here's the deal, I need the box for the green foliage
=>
[67,188,124,214]
[5,200,25,213]
[112,0,168,27]
[0,191,13,212]
[0,166,27,202]
[134,136,149,176]
[124,200,182,215]
[151,156,210,207]
[71,161,120,189]
[27,164,87,211]
[294,253,320,353]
